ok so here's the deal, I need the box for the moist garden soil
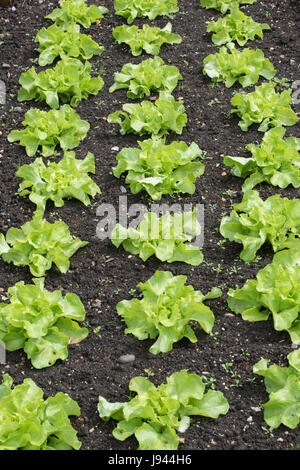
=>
[0,0,300,451]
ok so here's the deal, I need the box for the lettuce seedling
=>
[35,23,104,66]
[224,127,300,191]
[230,81,299,131]
[111,208,203,265]
[98,369,229,450]
[0,278,88,368]
[0,373,81,449]
[18,58,104,109]
[219,190,300,262]
[112,137,204,200]
[109,56,182,99]
[253,349,300,429]
[108,92,187,136]
[112,22,182,56]
[200,0,256,14]
[207,3,270,46]
[117,270,222,354]
[8,105,90,157]
[16,151,101,215]
[46,0,108,28]
[114,0,179,24]
[228,248,300,343]
[0,214,88,277]
[203,45,276,88]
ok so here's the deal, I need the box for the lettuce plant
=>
[109,56,183,99]
[98,369,229,450]
[230,82,299,131]
[207,3,270,46]
[224,127,300,191]
[0,278,88,369]
[35,23,104,66]
[228,248,300,343]
[114,0,179,24]
[108,92,187,137]
[112,137,204,200]
[253,349,300,429]
[111,208,203,265]
[112,22,182,56]
[8,105,90,157]
[0,214,88,277]
[200,0,256,14]
[117,270,222,354]
[203,45,276,88]
[18,58,104,109]
[16,151,101,215]
[46,0,108,28]
[219,190,300,262]
[0,373,81,449]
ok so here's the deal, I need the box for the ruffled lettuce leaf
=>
[98,370,229,450]
[200,0,257,14]
[114,0,179,24]
[45,0,108,28]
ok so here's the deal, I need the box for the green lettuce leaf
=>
[109,56,182,99]
[0,278,88,368]
[117,270,221,354]
[200,0,257,14]
[45,0,108,28]
[112,22,182,56]
[16,151,101,215]
[253,349,300,429]
[230,81,299,131]
[112,137,204,200]
[0,373,81,449]
[114,0,179,24]
[18,58,104,109]
[207,3,270,46]
[0,214,88,277]
[35,23,104,66]
[203,44,276,88]
[98,369,229,450]
[219,190,300,262]
[224,127,300,191]
[8,105,90,157]
[108,92,187,136]
[111,208,203,265]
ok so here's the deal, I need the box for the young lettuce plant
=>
[111,208,203,265]
[112,137,204,200]
[35,23,104,66]
[224,127,300,191]
[0,214,88,277]
[230,81,299,131]
[16,151,101,215]
[108,92,187,137]
[227,248,300,343]
[0,373,82,449]
[18,58,104,109]
[0,278,88,369]
[207,2,270,46]
[203,45,276,88]
[7,105,90,157]
[219,190,300,262]
[98,369,229,450]
[112,22,182,56]
[45,0,108,28]
[114,0,179,24]
[117,270,222,354]
[253,349,300,430]
[109,56,183,99]
[200,0,257,14]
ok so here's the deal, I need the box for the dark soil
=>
[0,0,300,451]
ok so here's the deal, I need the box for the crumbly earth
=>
[0,0,300,451]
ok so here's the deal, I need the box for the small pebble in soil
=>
[118,354,135,364]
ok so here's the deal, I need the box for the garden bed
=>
[0,0,300,450]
